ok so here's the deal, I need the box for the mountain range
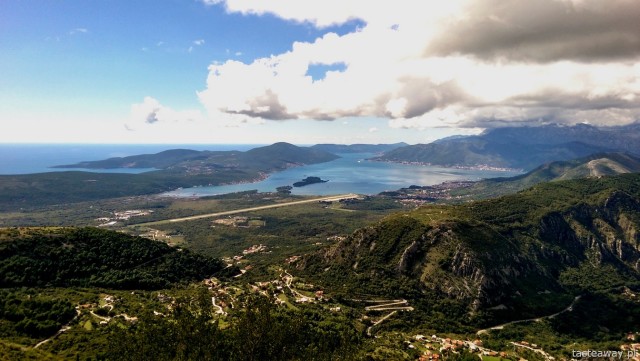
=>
[310,142,408,154]
[374,123,640,170]
[300,173,640,326]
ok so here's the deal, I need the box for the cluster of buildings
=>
[413,335,537,361]
[284,255,301,264]
[96,209,153,226]
[242,244,268,255]
[380,181,475,205]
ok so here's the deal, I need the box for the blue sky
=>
[1,1,638,144]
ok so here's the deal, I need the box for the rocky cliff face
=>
[300,174,640,320]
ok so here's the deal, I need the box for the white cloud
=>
[368,127,378,133]
[202,0,361,27]
[127,97,268,132]
[196,0,640,130]
[69,28,88,35]
[127,97,205,130]
[189,39,205,53]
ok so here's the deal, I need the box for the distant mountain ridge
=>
[310,142,408,154]
[55,142,339,171]
[374,123,640,170]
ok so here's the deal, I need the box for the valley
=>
[6,0,640,358]
[2,134,640,360]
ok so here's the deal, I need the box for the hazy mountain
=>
[483,123,640,152]
[374,123,640,170]
[300,173,640,325]
[310,142,408,154]
[430,135,472,144]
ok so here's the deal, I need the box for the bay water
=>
[164,153,521,196]
[0,144,521,196]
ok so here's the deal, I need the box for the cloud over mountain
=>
[198,0,640,129]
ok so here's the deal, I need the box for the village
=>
[409,334,552,361]
[379,181,476,205]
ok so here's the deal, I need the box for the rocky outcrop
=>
[300,174,640,320]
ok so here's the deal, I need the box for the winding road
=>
[476,295,582,335]
[364,299,414,312]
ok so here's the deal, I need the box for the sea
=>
[0,144,522,196]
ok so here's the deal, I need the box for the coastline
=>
[368,159,522,173]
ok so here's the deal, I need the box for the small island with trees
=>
[292,176,329,187]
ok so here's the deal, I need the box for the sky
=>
[1,0,639,144]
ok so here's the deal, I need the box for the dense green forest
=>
[0,227,227,289]
[0,290,76,340]
[107,290,362,361]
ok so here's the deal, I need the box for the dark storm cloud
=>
[427,0,640,62]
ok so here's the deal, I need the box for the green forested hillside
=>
[53,149,210,169]
[107,293,362,361]
[0,226,362,360]
[301,173,640,328]
[0,227,227,289]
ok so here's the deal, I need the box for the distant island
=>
[292,176,328,187]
